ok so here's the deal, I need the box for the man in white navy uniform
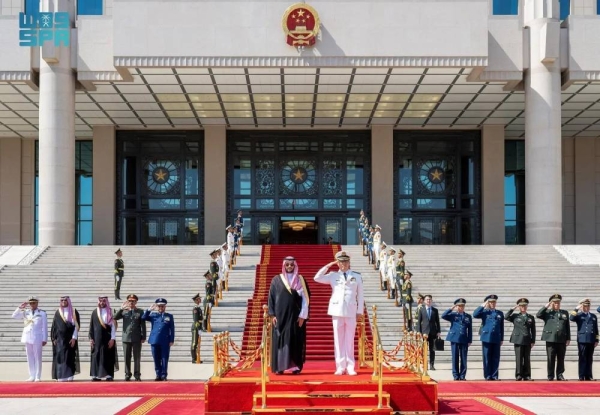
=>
[314,251,364,375]
[12,296,48,381]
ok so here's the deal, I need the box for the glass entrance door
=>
[414,216,456,245]
[141,217,182,245]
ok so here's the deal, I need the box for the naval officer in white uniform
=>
[314,251,364,375]
[12,296,48,381]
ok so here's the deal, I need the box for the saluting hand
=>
[122,300,130,310]
[326,261,338,269]
[150,304,158,311]
[19,302,28,309]
[513,305,519,311]
[545,302,551,309]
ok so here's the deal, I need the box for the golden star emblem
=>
[297,9,305,17]
[293,168,305,181]
[154,168,167,182]
[430,169,443,181]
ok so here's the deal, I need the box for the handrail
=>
[260,304,270,409]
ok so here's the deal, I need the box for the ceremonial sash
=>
[279,274,310,306]
[59,308,80,332]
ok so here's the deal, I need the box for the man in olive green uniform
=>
[209,260,220,304]
[505,298,536,381]
[536,294,571,381]
[114,294,146,381]
[401,271,414,332]
[191,293,203,363]
[203,272,215,332]
[114,249,125,300]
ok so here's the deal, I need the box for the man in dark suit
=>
[571,299,599,380]
[505,298,536,381]
[417,294,440,370]
[442,298,472,381]
[142,298,175,381]
[537,293,570,381]
[114,294,146,381]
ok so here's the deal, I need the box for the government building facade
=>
[0,0,599,246]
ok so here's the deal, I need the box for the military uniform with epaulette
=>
[537,293,571,381]
[114,249,124,300]
[394,251,406,306]
[203,272,215,332]
[400,271,413,332]
[571,298,599,380]
[505,298,536,380]
[191,293,203,363]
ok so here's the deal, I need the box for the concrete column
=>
[92,126,116,245]
[371,126,394,244]
[38,0,76,245]
[562,137,575,244]
[0,137,22,244]
[204,126,226,245]
[481,125,505,244]
[20,140,36,245]
[574,137,595,243]
[523,0,562,244]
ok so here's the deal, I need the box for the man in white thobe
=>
[12,296,48,381]
[314,251,364,376]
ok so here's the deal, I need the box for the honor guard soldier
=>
[367,227,375,265]
[537,294,571,381]
[401,271,414,332]
[360,219,370,256]
[221,242,231,291]
[372,225,382,269]
[236,210,244,247]
[394,250,406,307]
[505,298,536,381]
[415,293,425,315]
[114,294,146,381]
[473,295,504,381]
[385,247,397,298]
[114,249,125,300]
[203,271,215,332]
[12,296,48,381]
[191,293,203,363]
[571,299,598,381]
[226,225,236,266]
[235,218,243,255]
[378,243,388,292]
[209,259,221,304]
[442,298,472,381]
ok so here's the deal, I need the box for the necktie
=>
[427,308,431,320]
[343,272,347,280]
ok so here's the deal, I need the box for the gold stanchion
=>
[261,305,268,409]
[212,334,219,377]
[422,334,430,380]
[377,346,384,409]
[371,305,378,378]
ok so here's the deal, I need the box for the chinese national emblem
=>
[282,3,320,47]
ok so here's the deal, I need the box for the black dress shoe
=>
[135,377,141,382]
[523,377,531,381]
[557,375,566,381]
[429,364,435,371]
[155,377,161,381]
[516,376,523,381]
[91,378,101,382]
[106,377,113,382]
[579,378,585,381]
[125,375,131,381]
[547,377,554,381]
[161,377,167,381]
[292,369,301,375]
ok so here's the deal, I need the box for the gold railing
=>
[363,305,430,383]
[212,305,270,379]
[260,305,271,408]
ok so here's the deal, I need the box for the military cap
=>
[115,248,122,255]
[398,249,406,255]
[221,242,227,248]
[549,293,562,302]
[209,249,218,256]
[126,294,138,301]
[155,298,167,305]
[454,298,466,306]
[192,293,201,301]
[381,242,387,247]
[335,251,350,261]
[404,270,412,277]
[204,271,211,278]
[27,296,39,302]
[388,246,397,253]
[579,298,591,306]
[417,293,425,300]
[375,225,381,229]
[226,225,232,231]
[516,298,529,306]
[484,294,498,302]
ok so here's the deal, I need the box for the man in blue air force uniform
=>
[314,251,364,376]
[473,294,504,380]
[442,298,472,381]
[571,298,598,381]
[142,298,175,381]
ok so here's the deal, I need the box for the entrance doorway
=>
[279,217,318,244]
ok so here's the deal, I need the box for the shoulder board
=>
[352,271,361,275]
[570,310,578,316]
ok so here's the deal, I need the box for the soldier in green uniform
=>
[203,271,215,332]
[401,271,414,332]
[209,260,220,306]
[191,293,203,363]
[114,249,124,300]
[537,294,571,381]
[114,294,146,381]
[505,298,536,381]
[394,250,406,306]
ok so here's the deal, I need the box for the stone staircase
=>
[0,245,260,363]
[344,245,600,363]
